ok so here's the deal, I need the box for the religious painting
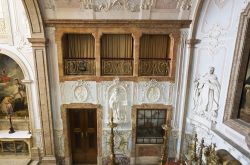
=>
[0,54,28,118]
[239,55,250,123]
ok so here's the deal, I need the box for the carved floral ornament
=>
[202,24,226,55]
[48,0,193,12]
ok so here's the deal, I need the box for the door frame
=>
[61,103,103,165]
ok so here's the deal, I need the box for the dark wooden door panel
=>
[70,109,97,164]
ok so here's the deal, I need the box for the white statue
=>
[109,87,127,122]
[193,67,221,123]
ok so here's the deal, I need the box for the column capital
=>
[28,38,47,47]
[186,38,201,48]
[22,79,33,84]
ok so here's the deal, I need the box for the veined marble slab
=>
[0,130,32,139]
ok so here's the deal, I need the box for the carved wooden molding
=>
[45,19,191,28]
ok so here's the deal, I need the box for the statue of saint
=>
[193,67,221,123]
[109,87,127,122]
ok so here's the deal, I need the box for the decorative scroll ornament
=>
[94,0,141,12]
[103,130,131,156]
[176,0,192,10]
[80,0,94,9]
[54,129,64,157]
[44,0,55,10]
[101,59,133,76]
[73,80,89,102]
[0,18,7,34]
[64,59,95,75]
[141,0,154,10]
[192,67,221,123]
[139,59,170,76]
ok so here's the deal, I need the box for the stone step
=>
[0,158,31,165]
[28,160,39,165]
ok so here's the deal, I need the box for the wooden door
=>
[70,109,97,164]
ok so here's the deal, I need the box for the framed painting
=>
[0,54,28,118]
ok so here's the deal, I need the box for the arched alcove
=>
[0,53,29,119]
[0,48,36,132]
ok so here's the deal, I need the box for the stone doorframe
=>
[61,103,103,165]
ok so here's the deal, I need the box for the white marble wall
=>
[185,0,250,164]
[41,0,250,163]
[58,78,175,157]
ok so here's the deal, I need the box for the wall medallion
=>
[146,86,161,103]
[74,81,89,102]
[145,79,161,103]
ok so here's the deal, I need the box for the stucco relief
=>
[13,1,32,52]
[191,123,214,145]
[0,0,12,44]
[202,24,226,55]
[176,0,192,10]
[214,0,229,9]
[168,130,178,158]
[33,129,43,150]
[94,0,141,12]
[201,0,234,34]
[74,81,89,102]
[109,87,128,123]
[135,79,174,105]
[193,67,221,123]
[140,0,154,10]
[60,81,96,104]
[107,78,129,123]
[0,19,6,34]
[145,80,161,102]
[54,129,64,157]
[102,129,131,157]
[44,0,56,10]
[97,78,132,126]
[154,0,178,9]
